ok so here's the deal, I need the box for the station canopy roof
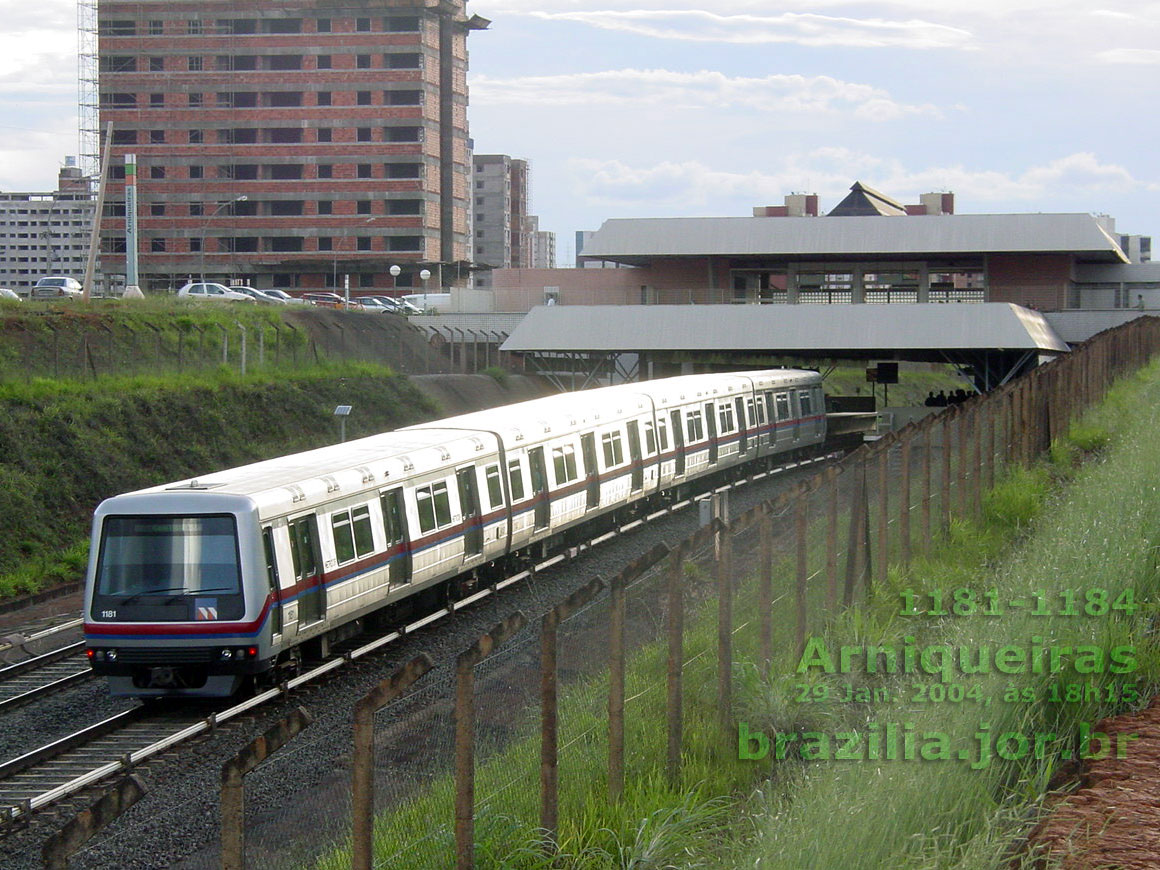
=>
[578,213,1129,266]
[501,303,1069,359]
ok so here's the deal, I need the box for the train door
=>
[670,410,686,475]
[528,446,550,529]
[774,393,792,447]
[261,527,283,636]
[626,420,644,492]
[734,397,748,455]
[288,515,324,626]
[704,402,719,464]
[580,433,600,510]
[456,467,483,557]
[764,392,776,446]
[791,392,801,442]
[380,488,411,587]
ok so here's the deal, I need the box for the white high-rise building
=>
[0,158,105,295]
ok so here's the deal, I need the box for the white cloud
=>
[1094,47,1160,64]
[566,152,1156,211]
[470,68,941,120]
[522,9,973,49]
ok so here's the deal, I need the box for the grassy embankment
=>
[0,363,437,599]
[739,360,1160,868]
[324,359,1160,869]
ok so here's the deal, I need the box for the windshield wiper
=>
[119,585,237,605]
[120,587,188,606]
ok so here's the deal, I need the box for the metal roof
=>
[1072,262,1160,283]
[501,303,1070,355]
[579,213,1128,265]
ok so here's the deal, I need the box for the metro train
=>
[83,369,826,697]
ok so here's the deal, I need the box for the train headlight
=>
[106,649,118,662]
[219,648,233,661]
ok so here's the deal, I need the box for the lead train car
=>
[84,369,825,696]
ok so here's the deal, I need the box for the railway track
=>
[0,452,837,834]
[0,644,92,713]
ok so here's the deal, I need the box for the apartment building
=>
[0,159,104,295]
[96,0,487,293]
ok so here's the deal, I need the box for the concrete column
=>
[851,265,866,303]
[917,262,930,303]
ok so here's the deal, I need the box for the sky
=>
[2,0,1157,265]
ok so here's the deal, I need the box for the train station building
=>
[485,183,1154,317]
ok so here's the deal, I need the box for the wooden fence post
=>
[716,517,734,739]
[352,655,434,870]
[540,576,605,848]
[42,775,147,870]
[826,467,839,610]
[899,435,911,568]
[921,422,932,551]
[941,412,952,531]
[795,491,809,658]
[667,545,685,787]
[222,707,314,870]
[876,443,889,587]
[843,456,867,606]
[608,574,626,801]
[455,612,527,870]
[758,511,774,670]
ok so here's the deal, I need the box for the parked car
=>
[0,287,21,302]
[262,289,309,305]
[230,286,285,305]
[392,297,423,315]
[352,295,400,313]
[31,276,83,299]
[300,291,348,309]
[176,282,255,303]
[400,293,451,314]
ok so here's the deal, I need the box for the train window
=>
[352,505,374,555]
[380,489,405,546]
[601,431,624,467]
[686,410,705,443]
[718,403,735,433]
[643,420,657,454]
[484,464,503,508]
[775,393,791,421]
[262,528,282,634]
[799,391,812,417]
[288,516,318,580]
[331,512,357,564]
[415,481,452,534]
[656,416,670,451]
[508,459,526,500]
[552,444,578,484]
[95,515,242,596]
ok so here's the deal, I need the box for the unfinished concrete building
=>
[95,0,487,293]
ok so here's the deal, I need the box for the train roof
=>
[104,369,820,519]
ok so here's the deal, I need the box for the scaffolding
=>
[77,0,100,177]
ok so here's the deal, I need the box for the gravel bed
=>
[1,459,823,870]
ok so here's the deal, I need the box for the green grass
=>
[314,358,1160,870]
[0,363,438,598]
[740,359,1160,869]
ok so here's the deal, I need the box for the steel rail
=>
[0,450,837,827]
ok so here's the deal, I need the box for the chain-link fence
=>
[0,310,457,382]
[51,317,1160,869]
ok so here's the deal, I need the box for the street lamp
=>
[199,194,248,284]
[337,216,377,305]
[389,264,401,294]
[419,268,431,311]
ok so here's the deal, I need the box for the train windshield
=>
[95,515,242,597]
